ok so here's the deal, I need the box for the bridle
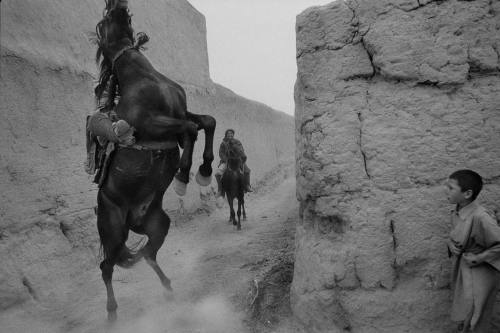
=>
[111,45,134,71]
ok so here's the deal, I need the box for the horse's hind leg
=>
[237,199,242,230]
[97,191,127,321]
[186,112,216,185]
[100,260,117,322]
[142,207,172,292]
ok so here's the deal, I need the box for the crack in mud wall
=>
[293,0,500,332]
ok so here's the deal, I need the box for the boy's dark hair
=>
[449,169,483,201]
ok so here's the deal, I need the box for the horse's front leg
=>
[173,128,197,196]
[148,115,198,196]
[228,196,236,225]
[186,112,216,186]
[238,176,246,221]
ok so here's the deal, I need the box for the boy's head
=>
[446,169,483,204]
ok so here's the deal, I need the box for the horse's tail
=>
[115,245,142,268]
[101,238,147,269]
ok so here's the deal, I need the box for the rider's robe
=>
[85,111,120,185]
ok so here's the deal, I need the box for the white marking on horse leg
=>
[173,177,187,196]
[195,171,212,186]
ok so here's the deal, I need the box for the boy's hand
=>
[117,127,136,146]
[462,253,483,267]
[112,120,136,146]
[447,240,462,256]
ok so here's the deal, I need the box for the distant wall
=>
[0,0,294,309]
[166,83,295,213]
[292,0,500,332]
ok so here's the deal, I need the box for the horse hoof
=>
[107,311,117,322]
[173,178,187,196]
[195,171,212,186]
[163,281,173,292]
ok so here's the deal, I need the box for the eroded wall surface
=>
[292,0,500,331]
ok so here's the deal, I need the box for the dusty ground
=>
[1,170,302,333]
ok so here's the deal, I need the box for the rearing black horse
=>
[92,0,215,321]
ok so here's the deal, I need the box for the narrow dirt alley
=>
[2,170,300,333]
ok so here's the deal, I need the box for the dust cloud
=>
[1,294,244,333]
[107,294,244,333]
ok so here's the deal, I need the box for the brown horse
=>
[221,148,246,230]
[92,0,215,321]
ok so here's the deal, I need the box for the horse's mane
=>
[91,2,150,111]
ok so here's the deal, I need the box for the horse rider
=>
[215,129,252,196]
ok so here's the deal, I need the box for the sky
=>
[187,0,331,116]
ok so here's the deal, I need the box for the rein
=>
[111,45,134,71]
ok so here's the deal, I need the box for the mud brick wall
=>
[292,0,500,331]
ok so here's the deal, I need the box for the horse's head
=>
[93,0,141,107]
[95,0,134,58]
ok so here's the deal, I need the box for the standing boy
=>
[446,169,500,332]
